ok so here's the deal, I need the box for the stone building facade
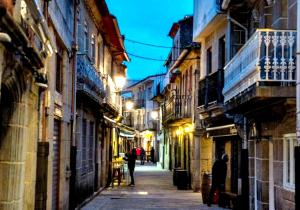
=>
[0,0,128,209]
[193,0,297,209]
[123,74,164,160]
[70,0,129,208]
[160,16,201,190]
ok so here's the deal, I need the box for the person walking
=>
[124,148,137,186]
[150,147,155,163]
[140,147,145,165]
[207,153,228,207]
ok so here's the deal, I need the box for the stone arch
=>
[0,61,33,209]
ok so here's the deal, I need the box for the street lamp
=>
[150,110,159,120]
[125,100,134,111]
[114,74,126,91]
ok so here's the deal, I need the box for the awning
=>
[206,124,237,138]
[104,115,137,139]
[119,131,135,139]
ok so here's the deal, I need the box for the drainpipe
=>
[69,0,79,209]
[240,117,249,210]
[295,0,300,209]
[24,0,56,54]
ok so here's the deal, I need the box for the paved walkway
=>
[81,162,226,210]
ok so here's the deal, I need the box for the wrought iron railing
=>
[223,29,297,102]
[163,94,192,122]
[77,54,105,102]
[198,69,224,111]
[133,124,145,131]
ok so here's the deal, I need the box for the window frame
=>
[88,121,94,172]
[81,119,87,175]
[55,52,63,93]
[91,34,96,64]
[283,133,297,191]
[206,47,212,75]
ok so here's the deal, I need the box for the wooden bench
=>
[219,191,238,209]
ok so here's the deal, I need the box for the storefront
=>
[206,124,241,194]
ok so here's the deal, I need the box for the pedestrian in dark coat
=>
[124,148,137,186]
[150,147,155,163]
[207,153,228,206]
[140,147,145,165]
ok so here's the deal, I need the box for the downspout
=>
[71,0,79,148]
[69,1,79,209]
[295,0,300,209]
[34,1,50,209]
[25,0,56,54]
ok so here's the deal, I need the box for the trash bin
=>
[201,173,212,204]
[173,168,181,186]
[176,169,188,190]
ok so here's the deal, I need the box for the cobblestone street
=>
[81,163,226,210]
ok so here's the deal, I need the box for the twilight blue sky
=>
[106,1,193,80]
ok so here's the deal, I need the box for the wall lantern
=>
[150,110,159,120]
[125,100,134,111]
[114,74,126,91]
[175,127,183,136]
[184,124,194,133]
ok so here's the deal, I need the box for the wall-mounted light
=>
[184,124,194,134]
[114,74,126,91]
[175,127,183,136]
[125,100,134,111]
[150,111,159,120]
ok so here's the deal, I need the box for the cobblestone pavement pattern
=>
[82,162,227,210]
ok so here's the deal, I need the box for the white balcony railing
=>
[223,29,297,102]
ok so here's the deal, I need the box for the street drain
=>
[110,197,124,200]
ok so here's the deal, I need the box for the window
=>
[206,47,212,75]
[88,122,94,172]
[82,119,87,174]
[91,34,96,63]
[84,21,89,54]
[283,133,298,190]
[147,87,152,99]
[97,39,102,69]
[55,53,63,93]
[218,36,226,69]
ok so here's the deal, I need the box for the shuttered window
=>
[82,119,87,174]
[88,122,94,172]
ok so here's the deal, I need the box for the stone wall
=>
[0,47,39,209]
[248,100,296,210]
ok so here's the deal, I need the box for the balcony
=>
[133,124,145,131]
[145,120,158,131]
[223,29,296,111]
[103,94,120,117]
[77,54,105,104]
[198,69,224,115]
[135,99,146,109]
[162,95,192,125]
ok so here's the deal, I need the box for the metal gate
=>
[52,119,60,210]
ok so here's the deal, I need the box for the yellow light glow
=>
[142,130,153,138]
[184,124,194,133]
[114,75,126,90]
[184,126,191,133]
[175,128,183,136]
[125,100,134,110]
[150,111,158,120]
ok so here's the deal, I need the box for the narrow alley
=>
[82,162,226,210]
